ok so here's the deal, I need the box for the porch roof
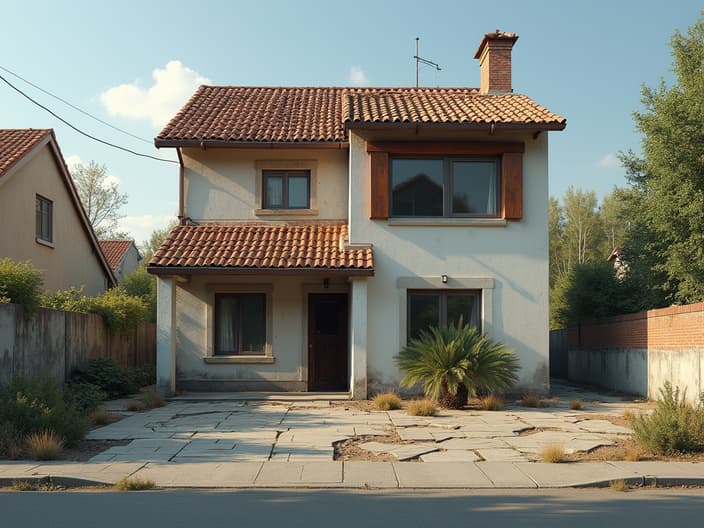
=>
[147,222,374,276]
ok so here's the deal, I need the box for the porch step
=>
[168,391,352,402]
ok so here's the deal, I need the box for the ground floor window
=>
[407,290,481,340]
[214,293,266,355]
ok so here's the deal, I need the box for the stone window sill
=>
[204,356,275,365]
[387,218,507,227]
[36,237,55,248]
[254,208,319,217]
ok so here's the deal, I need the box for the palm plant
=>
[395,320,519,409]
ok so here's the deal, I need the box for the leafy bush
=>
[70,358,138,399]
[87,288,148,334]
[0,258,44,315]
[0,377,89,453]
[629,383,704,455]
[40,286,92,313]
[120,266,157,323]
[372,392,402,411]
[65,381,107,413]
[395,320,519,409]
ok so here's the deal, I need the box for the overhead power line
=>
[0,64,152,144]
[0,72,177,164]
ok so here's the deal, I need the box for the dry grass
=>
[609,479,629,492]
[625,446,646,461]
[26,430,64,460]
[91,408,121,426]
[140,391,165,409]
[540,444,566,463]
[407,399,437,416]
[520,393,547,408]
[126,400,146,412]
[114,477,156,491]
[623,409,636,421]
[569,399,584,411]
[10,480,41,491]
[373,392,402,411]
[479,395,504,411]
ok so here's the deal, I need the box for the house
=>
[99,239,143,282]
[0,129,115,296]
[148,30,566,398]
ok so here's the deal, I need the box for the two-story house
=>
[148,31,566,398]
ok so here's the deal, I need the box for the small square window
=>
[262,170,310,209]
[214,293,266,355]
[35,195,53,243]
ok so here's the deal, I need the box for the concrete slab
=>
[438,438,508,450]
[476,462,538,488]
[393,462,494,488]
[132,462,262,487]
[514,462,639,488]
[420,451,480,462]
[342,461,398,488]
[475,448,531,462]
[255,462,303,486]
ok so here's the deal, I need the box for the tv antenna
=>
[414,37,441,87]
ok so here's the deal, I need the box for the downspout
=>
[176,148,185,225]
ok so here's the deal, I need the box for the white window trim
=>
[253,160,319,217]
[204,283,274,364]
[397,276,494,347]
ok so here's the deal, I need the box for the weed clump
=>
[407,399,437,416]
[373,392,402,411]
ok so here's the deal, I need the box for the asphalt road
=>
[2,488,704,528]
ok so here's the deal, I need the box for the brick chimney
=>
[474,30,519,94]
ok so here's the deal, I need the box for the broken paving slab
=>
[420,450,480,462]
[575,420,632,435]
[475,448,531,462]
[437,437,509,450]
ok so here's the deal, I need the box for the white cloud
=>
[100,61,210,128]
[64,154,82,170]
[596,152,621,169]
[348,66,369,86]
[118,215,176,245]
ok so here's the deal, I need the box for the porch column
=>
[156,276,176,395]
[350,277,368,399]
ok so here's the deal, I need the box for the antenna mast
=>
[414,37,441,87]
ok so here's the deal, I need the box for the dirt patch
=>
[334,432,427,462]
[568,437,704,463]
[574,413,631,427]
[57,439,130,462]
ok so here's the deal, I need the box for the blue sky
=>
[1,1,701,242]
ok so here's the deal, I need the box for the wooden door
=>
[308,294,348,391]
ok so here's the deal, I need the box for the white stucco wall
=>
[0,145,109,296]
[113,244,142,283]
[347,130,551,394]
[182,147,348,221]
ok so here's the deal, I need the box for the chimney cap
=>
[474,30,519,59]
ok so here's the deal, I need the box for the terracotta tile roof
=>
[156,86,565,145]
[99,240,135,269]
[0,129,52,178]
[148,223,374,274]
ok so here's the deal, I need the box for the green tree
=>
[141,220,177,263]
[71,161,128,238]
[619,15,704,305]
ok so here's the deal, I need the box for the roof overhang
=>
[147,266,374,277]
[345,121,566,133]
[154,139,350,149]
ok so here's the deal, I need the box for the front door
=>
[308,293,348,391]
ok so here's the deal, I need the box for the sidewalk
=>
[2,460,704,489]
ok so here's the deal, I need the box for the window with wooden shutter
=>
[501,152,523,220]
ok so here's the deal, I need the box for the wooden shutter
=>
[501,152,523,220]
[370,151,389,219]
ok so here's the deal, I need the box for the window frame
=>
[35,194,53,244]
[406,289,482,341]
[262,170,311,210]
[390,156,501,219]
[213,292,267,356]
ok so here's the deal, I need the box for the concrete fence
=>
[0,302,156,386]
[564,302,704,403]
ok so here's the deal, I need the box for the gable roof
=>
[0,128,117,286]
[147,223,373,275]
[99,239,139,270]
[155,86,566,146]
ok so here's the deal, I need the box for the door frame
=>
[307,292,349,392]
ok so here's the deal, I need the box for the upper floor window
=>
[262,170,310,209]
[35,195,53,243]
[390,158,499,218]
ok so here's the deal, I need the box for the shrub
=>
[65,382,107,413]
[40,286,92,313]
[0,377,89,451]
[26,430,64,460]
[0,422,24,459]
[70,358,138,399]
[91,408,120,426]
[396,321,519,409]
[629,383,704,455]
[540,444,566,463]
[126,400,146,412]
[373,392,402,411]
[407,399,437,417]
[0,258,44,315]
[520,393,547,408]
[479,394,504,411]
[140,391,165,409]
[120,266,157,323]
[114,477,156,491]
[89,288,147,335]
[569,399,584,410]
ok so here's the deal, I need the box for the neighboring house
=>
[0,129,115,296]
[148,31,566,398]
[99,239,143,282]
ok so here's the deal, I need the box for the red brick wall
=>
[568,302,704,350]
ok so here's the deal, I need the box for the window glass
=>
[288,175,309,208]
[391,159,443,216]
[215,293,266,355]
[35,196,53,242]
[451,161,497,215]
[446,294,479,329]
[265,174,284,208]
[408,293,440,340]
